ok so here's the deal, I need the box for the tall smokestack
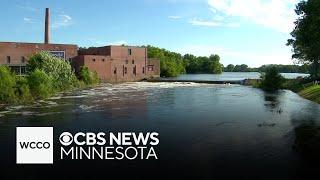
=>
[44,8,50,44]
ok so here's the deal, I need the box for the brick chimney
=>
[44,8,50,44]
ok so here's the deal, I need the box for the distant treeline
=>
[146,45,223,77]
[147,45,310,77]
[224,64,310,74]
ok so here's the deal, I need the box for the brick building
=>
[0,8,160,82]
[0,42,78,74]
[74,46,159,82]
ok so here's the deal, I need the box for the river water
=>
[0,79,319,179]
[165,72,310,81]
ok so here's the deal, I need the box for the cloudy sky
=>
[0,0,299,67]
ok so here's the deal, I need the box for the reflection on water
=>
[0,82,319,179]
[293,121,320,161]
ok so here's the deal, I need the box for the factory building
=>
[74,46,159,82]
[0,8,160,82]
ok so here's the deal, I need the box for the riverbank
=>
[0,52,99,105]
[298,85,320,103]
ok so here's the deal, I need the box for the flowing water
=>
[0,80,319,179]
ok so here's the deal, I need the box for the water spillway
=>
[147,78,246,85]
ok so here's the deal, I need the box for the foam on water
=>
[0,82,230,117]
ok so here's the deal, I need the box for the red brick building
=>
[0,42,78,74]
[0,8,160,82]
[74,46,159,82]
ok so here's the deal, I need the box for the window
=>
[92,58,96,62]
[125,60,128,64]
[102,59,105,62]
[128,49,132,55]
[21,66,27,74]
[11,66,20,74]
[7,56,10,64]
[124,67,127,74]
[21,56,25,63]
[114,67,117,74]
[148,65,154,71]
[133,66,136,75]
[132,60,134,64]
[142,67,145,74]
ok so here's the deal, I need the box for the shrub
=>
[27,69,53,99]
[28,51,77,90]
[15,76,32,103]
[79,66,99,85]
[259,67,285,91]
[0,66,17,103]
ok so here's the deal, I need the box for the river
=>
[0,74,319,179]
[165,72,310,81]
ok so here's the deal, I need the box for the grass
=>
[299,85,320,103]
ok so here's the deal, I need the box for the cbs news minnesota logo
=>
[16,127,53,164]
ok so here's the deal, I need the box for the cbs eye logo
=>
[59,132,73,146]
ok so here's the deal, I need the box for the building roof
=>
[0,41,77,46]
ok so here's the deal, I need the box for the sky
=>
[0,0,300,67]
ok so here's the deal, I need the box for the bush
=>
[15,76,32,103]
[79,66,99,85]
[259,67,285,91]
[0,66,17,103]
[28,51,77,90]
[27,69,53,99]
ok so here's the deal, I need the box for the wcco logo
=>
[19,141,51,149]
[16,127,53,164]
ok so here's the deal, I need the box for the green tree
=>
[0,66,17,103]
[225,64,235,72]
[147,45,185,77]
[79,66,99,85]
[209,54,223,74]
[287,0,320,79]
[233,64,249,72]
[259,67,285,91]
[15,76,32,103]
[27,51,77,90]
[27,69,53,99]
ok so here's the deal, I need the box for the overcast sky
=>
[0,0,300,67]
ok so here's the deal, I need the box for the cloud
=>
[52,14,74,29]
[189,19,221,27]
[86,39,128,46]
[108,40,128,45]
[226,22,240,28]
[23,17,35,23]
[188,18,240,28]
[207,0,298,33]
[168,16,182,20]
[17,5,39,12]
[175,44,294,67]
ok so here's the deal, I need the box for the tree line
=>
[146,45,223,77]
[224,64,310,73]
